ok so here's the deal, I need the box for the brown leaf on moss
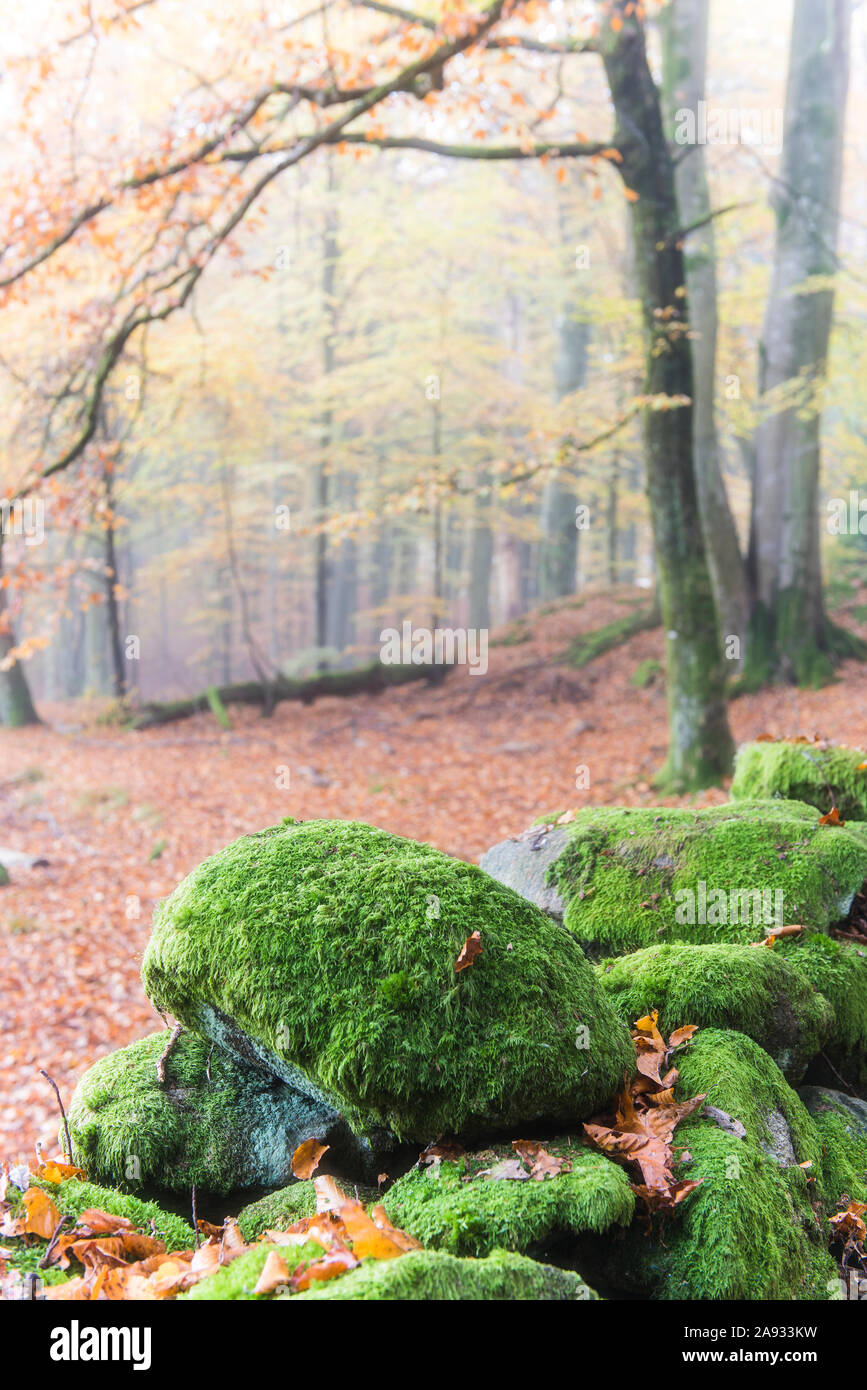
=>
[512,1139,572,1179]
[290,1247,359,1292]
[22,1186,60,1239]
[253,1249,291,1295]
[454,931,483,973]
[819,807,846,826]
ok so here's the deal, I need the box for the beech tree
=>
[747,0,855,686]
[1,0,739,786]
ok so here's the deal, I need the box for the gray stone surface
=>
[479,824,570,920]
[798,1084,867,1135]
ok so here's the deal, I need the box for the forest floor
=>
[3,584,867,1162]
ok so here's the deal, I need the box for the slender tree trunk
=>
[746,0,851,687]
[659,0,749,663]
[468,473,493,629]
[0,534,40,726]
[538,198,591,600]
[315,157,338,665]
[602,8,733,788]
[102,463,126,698]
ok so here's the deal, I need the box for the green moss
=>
[631,658,662,689]
[583,1030,835,1301]
[66,1030,342,1194]
[775,933,867,1086]
[292,1248,598,1301]
[182,1240,326,1300]
[563,605,659,669]
[141,819,634,1142]
[731,741,867,820]
[0,1237,73,1289]
[32,1177,192,1251]
[649,1031,831,1300]
[800,1089,867,1209]
[381,1139,634,1258]
[539,800,867,953]
[596,942,832,1080]
[237,1183,318,1242]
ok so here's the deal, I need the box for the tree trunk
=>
[538,210,591,601]
[0,535,40,727]
[659,0,749,663]
[315,157,338,666]
[746,0,851,687]
[602,9,733,788]
[103,463,127,698]
[468,474,493,629]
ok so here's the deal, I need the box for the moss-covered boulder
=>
[525,801,867,954]
[184,1244,597,1301]
[141,818,634,1143]
[798,1085,867,1208]
[576,1031,836,1301]
[731,740,867,820]
[775,932,867,1092]
[380,1138,634,1258]
[66,1030,358,1195]
[596,942,833,1081]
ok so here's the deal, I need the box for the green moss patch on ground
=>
[381,1138,634,1258]
[291,1248,598,1301]
[538,801,867,953]
[775,932,867,1092]
[237,1182,317,1242]
[596,942,833,1080]
[66,1029,344,1194]
[731,740,867,820]
[30,1176,193,1251]
[182,1240,326,1300]
[562,605,659,669]
[141,818,634,1142]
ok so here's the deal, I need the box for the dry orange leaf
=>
[22,1186,61,1239]
[313,1174,346,1214]
[252,1249,291,1295]
[290,1247,359,1292]
[512,1139,572,1180]
[292,1138,329,1181]
[454,931,483,973]
[338,1200,407,1260]
[37,1161,86,1183]
[819,807,846,826]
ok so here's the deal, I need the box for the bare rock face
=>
[479,824,570,920]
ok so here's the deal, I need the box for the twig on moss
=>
[819,1051,857,1096]
[191,1184,200,1248]
[39,1069,72,1161]
[156,1023,183,1085]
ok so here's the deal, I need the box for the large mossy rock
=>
[731,740,867,821]
[67,1030,358,1195]
[141,819,634,1143]
[516,801,867,954]
[798,1085,867,1208]
[576,1030,836,1301]
[775,932,867,1093]
[380,1138,634,1258]
[184,1244,597,1301]
[596,942,833,1081]
[292,1248,598,1301]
